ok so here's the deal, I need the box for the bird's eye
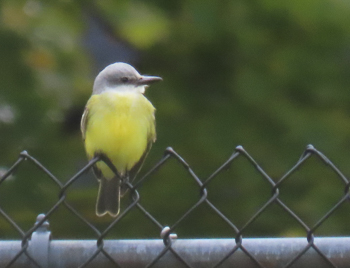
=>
[121,77,129,83]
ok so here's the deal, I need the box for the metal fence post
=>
[28,214,51,268]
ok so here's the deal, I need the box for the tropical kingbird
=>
[81,62,161,217]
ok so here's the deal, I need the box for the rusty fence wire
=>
[0,145,350,268]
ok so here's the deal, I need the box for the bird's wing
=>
[129,140,153,182]
[80,106,89,141]
[120,140,153,197]
[120,112,156,196]
[128,109,157,182]
[81,106,104,180]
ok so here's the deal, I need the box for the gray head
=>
[93,62,162,94]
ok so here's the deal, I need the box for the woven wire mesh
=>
[0,144,349,268]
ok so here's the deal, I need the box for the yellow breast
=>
[84,90,156,178]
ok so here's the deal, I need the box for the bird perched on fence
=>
[81,62,161,217]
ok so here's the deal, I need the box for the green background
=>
[1,0,350,240]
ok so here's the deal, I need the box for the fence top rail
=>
[1,237,350,268]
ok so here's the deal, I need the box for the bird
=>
[81,62,161,217]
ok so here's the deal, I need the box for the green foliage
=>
[1,0,350,238]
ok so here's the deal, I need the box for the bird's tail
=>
[96,177,120,217]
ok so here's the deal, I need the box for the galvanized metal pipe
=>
[1,237,350,268]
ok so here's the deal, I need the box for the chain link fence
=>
[0,144,350,267]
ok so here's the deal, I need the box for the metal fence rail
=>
[2,235,350,268]
[0,144,349,268]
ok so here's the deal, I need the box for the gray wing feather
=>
[81,106,89,141]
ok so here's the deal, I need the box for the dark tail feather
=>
[96,177,120,217]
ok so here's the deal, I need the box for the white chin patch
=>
[140,86,147,94]
[108,85,146,94]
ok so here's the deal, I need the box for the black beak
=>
[137,75,162,86]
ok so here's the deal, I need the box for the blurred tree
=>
[1,0,350,238]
